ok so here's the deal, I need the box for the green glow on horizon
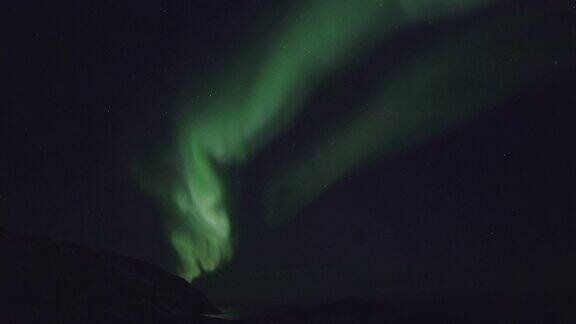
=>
[138,0,509,280]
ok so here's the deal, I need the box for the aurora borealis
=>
[4,0,576,309]
[135,0,574,279]
[139,0,498,279]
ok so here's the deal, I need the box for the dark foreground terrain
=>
[2,231,575,323]
[221,295,576,323]
[0,231,218,322]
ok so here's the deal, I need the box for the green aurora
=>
[137,0,573,280]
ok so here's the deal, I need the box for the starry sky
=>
[3,0,576,307]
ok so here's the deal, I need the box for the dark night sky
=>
[3,0,576,306]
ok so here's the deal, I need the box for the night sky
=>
[3,0,576,307]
